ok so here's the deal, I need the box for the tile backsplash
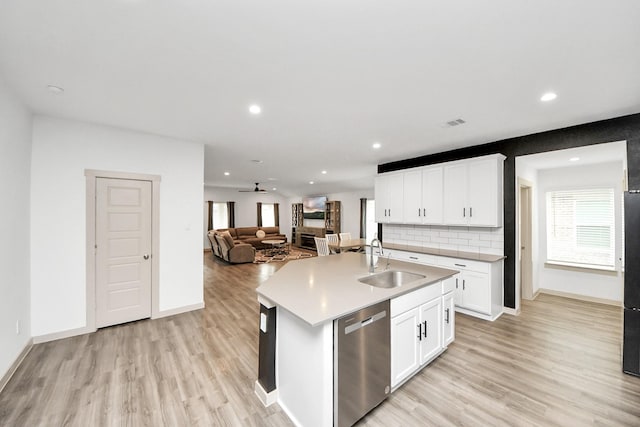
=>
[382,223,504,256]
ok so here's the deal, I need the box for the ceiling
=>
[518,141,627,171]
[1,1,639,197]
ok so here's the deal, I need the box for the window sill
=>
[544,261,618,275]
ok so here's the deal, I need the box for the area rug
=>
[253,248,316,263]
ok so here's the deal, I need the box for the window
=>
[546,188,615,269]
[261,203,275,227]
[212,202,229,229]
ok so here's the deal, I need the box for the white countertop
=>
[256,252,457,327]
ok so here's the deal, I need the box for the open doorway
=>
[515,141,627,312]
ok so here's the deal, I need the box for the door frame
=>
[85,169,161,331]
[516,177,534,312]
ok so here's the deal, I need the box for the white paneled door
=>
[96,178,152,328]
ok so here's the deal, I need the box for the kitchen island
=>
[255,252,457,427]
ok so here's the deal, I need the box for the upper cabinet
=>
[375,173,404,223]
[443,154,505,227]
[403,166,443,225]
[376,154,505,228]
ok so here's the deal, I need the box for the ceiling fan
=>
[239,182,268,193]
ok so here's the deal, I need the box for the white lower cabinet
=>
[439,257,504,321]
[390,283,448,388]
[442,291,455,347]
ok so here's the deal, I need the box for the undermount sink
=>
[358,270,426,288]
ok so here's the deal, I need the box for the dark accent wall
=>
[378,113,640,309]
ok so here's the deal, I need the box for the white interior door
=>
[96,178,152,328]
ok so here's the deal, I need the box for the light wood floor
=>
[1,254,639,426]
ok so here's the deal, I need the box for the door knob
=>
[143,254,150,260]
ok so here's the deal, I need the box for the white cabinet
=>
[375,173,403,223]
[443,154,505,227]
[403,166,443,224]
[438,257,504,321]
[390,283,446,388]
[442,290,455,347]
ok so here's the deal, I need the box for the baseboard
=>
[538,288,622,307]
[0,338,33,393]
[503,306,521,316]
[254,380,278,407]
[33,325,96,344]
[154,302,205,319]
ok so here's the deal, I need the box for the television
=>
[303,196,327,220]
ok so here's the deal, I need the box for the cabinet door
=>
[467,158,498,226]
[461,271,491,315]
[391,308,421,387]
[387,173,404,223]
[374,175,390,222]
[443,163,468,225]
[422,166,443,224]
[442,292,455,347]
[403,170,422,224]
[451,274,463,307]
[418,298,442,365]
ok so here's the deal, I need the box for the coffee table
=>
[262,239,287,256]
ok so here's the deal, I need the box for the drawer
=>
[438,257,489,274]
[391,250,437,266]
[391,282,442,316]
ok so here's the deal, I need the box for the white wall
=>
[0,76,32,379]
[536,162,624,302]
[31,116,204,337]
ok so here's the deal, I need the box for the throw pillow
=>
[256,230,266,239]
[219,231,235,248]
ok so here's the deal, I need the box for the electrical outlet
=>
[15,320,20,335]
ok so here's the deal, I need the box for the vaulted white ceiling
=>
[1,0,639,196]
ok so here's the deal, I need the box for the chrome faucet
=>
[370,237,384,273]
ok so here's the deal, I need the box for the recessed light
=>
[321,170,327,174]
[272,187,277,191]
[309,181,314,185]
[569,157,580,162]
[540,92,557,102]
[224,172,230,176]
[372,142,381,149]
[249,104,262,114]
[47,85,64,94]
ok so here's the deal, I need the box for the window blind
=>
[546,188,615,269]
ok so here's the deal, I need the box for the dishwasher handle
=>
[344,310,387,335]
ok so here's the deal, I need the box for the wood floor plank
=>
[1,253,639,426]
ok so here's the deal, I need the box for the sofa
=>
[208,231,256,264]
[214,226,287,249]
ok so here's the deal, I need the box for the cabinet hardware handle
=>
[423,321,428,338]
[410,256,418,260]
[454,263,466,267]
[417,324,422,341]
[463,279,466,290]
[470,207,473,217]
[418,208,421,216]
[389,209,391,216]
[463,207,466,217]
[445,308,450,324]
[423,208,426,216]
[455,278,458,288]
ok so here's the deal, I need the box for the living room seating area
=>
[208,226,288,264]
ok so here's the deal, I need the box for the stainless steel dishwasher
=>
[334,299,390,427]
